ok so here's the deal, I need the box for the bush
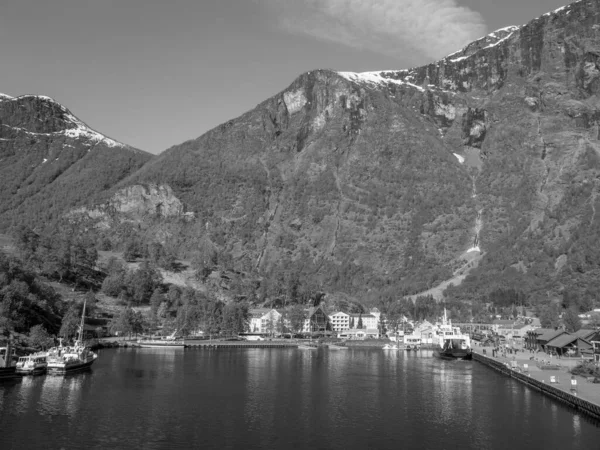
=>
[570,361,600,378]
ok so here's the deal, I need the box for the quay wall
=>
[473,352,600,421]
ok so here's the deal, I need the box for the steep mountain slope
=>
[127,0,600,302]
[0,94,153,230]
[9,0,600,307]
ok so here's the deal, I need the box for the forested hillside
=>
[3,1,600,322]
[0,94,152,230]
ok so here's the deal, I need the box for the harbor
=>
[1,346,598,449]
[471,342,600,421]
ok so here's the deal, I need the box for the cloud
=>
[261,0,487,61]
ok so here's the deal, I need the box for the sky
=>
[1,0,574,154]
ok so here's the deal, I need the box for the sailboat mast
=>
[78,300,87,343]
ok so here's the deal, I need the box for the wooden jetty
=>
[184,340,300,349]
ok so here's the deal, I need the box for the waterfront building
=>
[249,308,283,334]
[329,312,350,332]
[537,329,568,352]
[337,328,380,340]
[572,329,597,341]
[590,331,600,362]
[302,305,332,334]
[414,320,435,344]
[545,334,593,357]
[329,309,382,333]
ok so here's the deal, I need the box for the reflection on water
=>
[0,348,598,450]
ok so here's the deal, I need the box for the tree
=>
[149,288,164,317]
[59,302,83,339]
[378,313,387,335]
[286,304,306,334]
[110,307,136,337]
[28,324,54,349]
[539,304,560,329]
[563,307,582,332]
[357,314,364,329]
[127,262,162,305]
[221,303,249,336]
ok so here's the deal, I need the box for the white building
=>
[328,309,382,334]
[329,312,351,331]
[248,308,283,334]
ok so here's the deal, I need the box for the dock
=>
[471,343,600,421]
[184,340,300,349]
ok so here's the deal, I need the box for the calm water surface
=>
[0,348,598,449]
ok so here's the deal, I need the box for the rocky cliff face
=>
[0,94,152,229]
[127,0,600,301]
[6,1,600,304]
[69,184,193,228]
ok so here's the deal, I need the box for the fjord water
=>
[0,349,597,449]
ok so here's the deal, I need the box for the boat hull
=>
[0,366,18,381]
[437,349,473,360]
[16,366,47,376]
[47,357,96,375]
[138,342,185,348]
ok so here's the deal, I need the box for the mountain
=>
[0,94,152,230]
[129,0,600,303]
[5,0,600,309]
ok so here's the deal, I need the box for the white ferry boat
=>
[15,352,48,375]
[435,309,472,360]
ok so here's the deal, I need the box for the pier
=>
[472,344,600,421]
[184,340,299,349]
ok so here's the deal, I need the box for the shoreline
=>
[471,345,600,422]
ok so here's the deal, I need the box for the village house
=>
[589,331,600,363]
[545,334,593,357]
[248,308,283,334]
[302,305,332,334]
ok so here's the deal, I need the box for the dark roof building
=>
[572,329,597,340]
[546,334,593,356]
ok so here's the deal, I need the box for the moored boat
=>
[15,352,48,375]
[328,344,348,350]
[137,339,185,348]
[0,343,17,381]
[435,309,472,360]
[138,330,185,348]
[298,344,317,350]
[382,344,399,350]
[47,300,98,375]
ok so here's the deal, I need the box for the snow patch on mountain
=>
[63,125,124,148]
[337,71,425,92]
[0,94,128,148]
[445,25,520,63]
[453,153,465,164]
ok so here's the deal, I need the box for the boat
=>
[435,309,472,360]
[298,344,317,350]
[15,352,48,375]
[47,300,98,375]
[137,330,185,348]
[404,335,422,351]
[382,344,399,350]
[328,344,348,350]
[0,343,17,381]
